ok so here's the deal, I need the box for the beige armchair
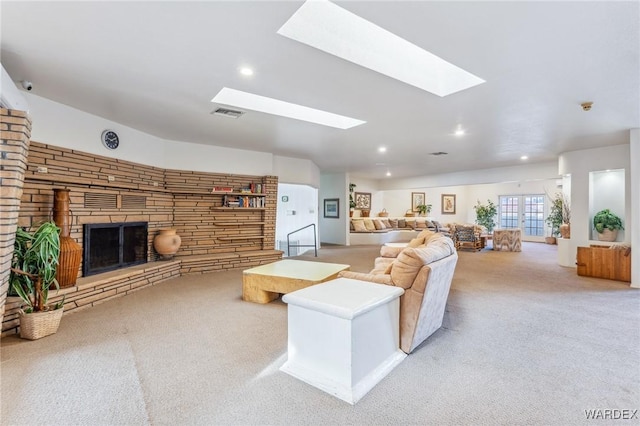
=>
[338,232,458,354]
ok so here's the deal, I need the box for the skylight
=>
[277,0,485,97]
[211,87,365,129]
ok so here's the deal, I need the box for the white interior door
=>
[498,195,545,242]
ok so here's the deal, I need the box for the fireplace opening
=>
[83,222,148,276]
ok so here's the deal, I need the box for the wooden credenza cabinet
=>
[576,245,631,282]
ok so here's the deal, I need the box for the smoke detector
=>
[211,107,244,119]
[581,102,593,111]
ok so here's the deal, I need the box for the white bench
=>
[280,278,406,404]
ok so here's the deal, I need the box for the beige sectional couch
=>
[349,217,450,245]
[339,230,458,353]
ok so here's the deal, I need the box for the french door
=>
[498,195,545,242]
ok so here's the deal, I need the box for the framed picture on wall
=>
[441,194,456,214]
[411,192,425,212]
[354,192,371,210]
[323,198,339,218]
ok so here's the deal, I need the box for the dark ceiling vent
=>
[429,151,448,156]
[211,107,244,119]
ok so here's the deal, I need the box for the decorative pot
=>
[153,228,182,259]
[559,223,570,239]
[597,228,618,242]
[19,307,64,340]
[545,236,557,245]
[361,210,370,218]
[52,189,82,287]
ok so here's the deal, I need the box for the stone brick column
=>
[0,108,32,324]
[263,175,278,250]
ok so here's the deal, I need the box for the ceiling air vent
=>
[211,107,244,119]
[429,151,448,156]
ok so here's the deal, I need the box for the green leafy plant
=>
[474,199,498,233]
[545,193,564,237]
[10,221,63,313]
[349,183,356,209]
[416,204,432,215]
[593,209,624,234]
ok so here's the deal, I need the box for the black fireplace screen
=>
[83,222,148,276]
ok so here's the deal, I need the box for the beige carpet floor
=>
[1,242,638,425]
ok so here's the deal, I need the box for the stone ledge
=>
[2,250,283,336]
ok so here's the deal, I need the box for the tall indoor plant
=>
[10,221,65,339]
[474,199,498,233]
[545,193,563,244]
[349,183,356,217]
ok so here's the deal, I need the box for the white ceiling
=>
[2,1,639,180]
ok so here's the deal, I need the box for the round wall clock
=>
[101,130,120,150]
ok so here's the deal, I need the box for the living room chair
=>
[454,225,482,251]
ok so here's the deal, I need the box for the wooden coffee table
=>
[242,260,350,304]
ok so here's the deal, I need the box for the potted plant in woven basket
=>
[593,209,624,242]
[10,221,65,340]
[416,204,432,216]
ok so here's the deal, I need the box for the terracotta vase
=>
[559,223,571,239]
[52,189,82,288]
[153,228,182,259]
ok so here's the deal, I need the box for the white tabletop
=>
[243,259,349,281]
[283,278,404,319]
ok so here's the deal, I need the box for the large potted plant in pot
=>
[545,192,563,244]
[593,209,624,242]
[10,221,65,340]
[474,199,497,233]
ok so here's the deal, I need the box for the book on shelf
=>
[212,186,233,193]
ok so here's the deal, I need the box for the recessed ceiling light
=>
[278,0,485,97]
[378,147,387,153]
[520,155,529,160]
[211,87,365,129]
[454,129,465,136]
[239,67,254,76]
[386,171,391,177]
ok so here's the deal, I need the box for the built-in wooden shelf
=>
[210,207,266,211]
[217,236,266,241]
[213,222,266,226]
[211,192,266,196]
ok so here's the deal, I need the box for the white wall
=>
[589,170,626,241]
[275,183,318,256]
[379,162,559,190]
[27,93,167,167]
[1,63,28,111]
[272,156,320,188]
[559,143,632,269]
[24,93,323,182]
[630,129,639,288]
[319,173,348,245]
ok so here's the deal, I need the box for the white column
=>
[630,129,639,288]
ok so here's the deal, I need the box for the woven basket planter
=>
[19,308,64,340]
[597,228,618,242]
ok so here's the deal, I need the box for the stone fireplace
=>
[83,222,148,276]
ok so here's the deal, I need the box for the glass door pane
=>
[523,195,545,237]
[499,195,545,242]
[499,196,519,229]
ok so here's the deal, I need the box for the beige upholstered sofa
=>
[349,217,450,245]
[338,230,458,353]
